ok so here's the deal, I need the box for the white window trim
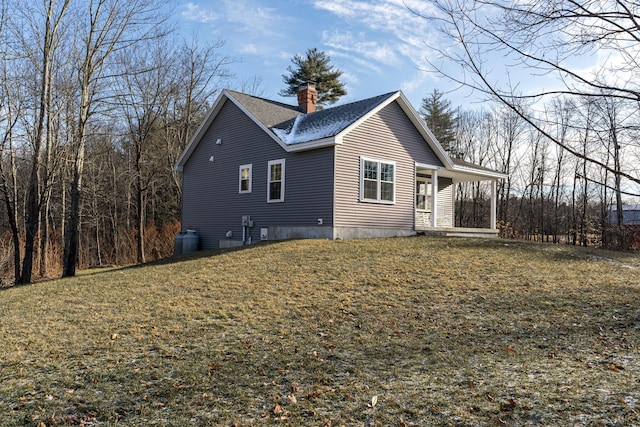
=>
[239,164,252,194]
[267,158,285,203]
[360,156,396,204]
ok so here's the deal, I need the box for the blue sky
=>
[174,0,612,113]
[175,0,468,110]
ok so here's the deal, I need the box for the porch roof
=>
[416,158,507,183]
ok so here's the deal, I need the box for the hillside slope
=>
[1,237,639,426]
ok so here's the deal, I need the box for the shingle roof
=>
[229,90,397,145]
[226,90,302,128]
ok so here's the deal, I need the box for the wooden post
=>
[431,170,438,227]
[490,179,497,230]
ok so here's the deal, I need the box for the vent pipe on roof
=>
[297,81,317,113]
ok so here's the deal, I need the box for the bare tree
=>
[492,106,526,225]
[13,0,71,284]
[0,62,23,283]
[546,98,573,243]
[593,94,634,247]
[418,0,640,190]
[62,0,168,277]
[115,40,176,264]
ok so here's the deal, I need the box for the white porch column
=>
[490,179,497,230]
[431,170,438,227]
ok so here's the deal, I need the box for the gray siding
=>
[334,101,444,230]
[181,100,334,249]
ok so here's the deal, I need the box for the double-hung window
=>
[360,157,395,203]
[267,159,285,202]
[239,164,252,193]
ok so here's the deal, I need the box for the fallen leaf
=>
[500,398,517,412]
[288,394,297,404]
[368,395,378,408]
[273,404,284,414]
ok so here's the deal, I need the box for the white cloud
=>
[313,0,439,70]
[325,50,383,75]
[222,0,286,38]
[400,71,437,95]
[239,44,259,54]
[182,2,218,23]
[322,30,399,66]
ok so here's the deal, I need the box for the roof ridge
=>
[225,89,301,112]
[308,90,399,115]
[270,91,399,146]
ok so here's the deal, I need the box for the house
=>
[175,83,507,249]
[609,204,640,225]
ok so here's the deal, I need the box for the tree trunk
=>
[136,144,146,264]
[63,137,85,277]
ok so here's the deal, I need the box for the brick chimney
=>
[297,82,317,113]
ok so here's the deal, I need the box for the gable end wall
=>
[334,101,444,230]
[181,100,334,249]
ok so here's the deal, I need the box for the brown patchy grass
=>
[0,237,638,426]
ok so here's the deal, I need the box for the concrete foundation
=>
[333,227,416,240]
[219,239,245,249]
[416,227,499,238]
[262,226,333,241]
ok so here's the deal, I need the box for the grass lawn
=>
[1,237,639,426]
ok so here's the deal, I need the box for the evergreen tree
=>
[279,48,346,108]
[420,89,457,153]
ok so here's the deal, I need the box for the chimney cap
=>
[298,81,316,91]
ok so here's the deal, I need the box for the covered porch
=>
[414,160,507,238]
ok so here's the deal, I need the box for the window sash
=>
[239,164,252,193]
[360,157,395,203]
[267,159,285,202]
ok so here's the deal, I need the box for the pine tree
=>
[420,89,457,153]
[279,48,346,108]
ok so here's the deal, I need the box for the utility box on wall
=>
[260,228,268,241]
[242,215,254,228]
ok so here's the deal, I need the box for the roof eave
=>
[451,165,508,180]
[174,90,296,171]
[336,91,400,138]
[224,93,293,152]
[174,90,230,171]
[335,91,457,170]
[286,136,338,152]
[395,92,456,169]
